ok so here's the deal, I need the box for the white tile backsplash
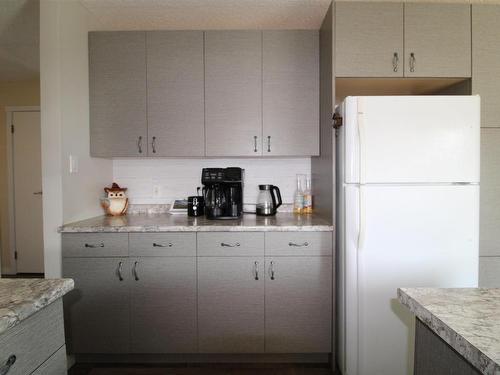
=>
[113,158,311,205]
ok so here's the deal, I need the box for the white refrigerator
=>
[336,96,480,375]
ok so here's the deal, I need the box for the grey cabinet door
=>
[472,5,500,128]
[263,31,319,156]
[198,257,265,353]
[205,31,262,156]
[335,2,404,77]
[89,32,147,157]
[265,257,332,353]
[404,4,471,78]
[130,257,197,353]
[147,31,205,156]
[63,257,130,353]
[479,256,500,287]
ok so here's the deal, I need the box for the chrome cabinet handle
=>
[33,191,43,195]
[392,52,399,72]
[409,53,416,73]
[85,243,104,248]
[288,241,309,247]
[254,136,258,153]
[267,136,271,152]
[117,261,123,281]
[254,261,259,281]
[152,136,157,154]
[133,261,139,281]
[153,242,172,247]
[0,355,16,375]
[137,136,143,154]
[221,242,240,247]
[269,261,275,280]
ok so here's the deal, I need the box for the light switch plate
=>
[69,154,79,174]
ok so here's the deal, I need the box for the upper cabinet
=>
[146,31,205,156]
[335,3,404,77]
[335,3,471,78]
[205,31,262,157]
[89,32,147,157]
[263,31,319,156]
[472,5,500,128]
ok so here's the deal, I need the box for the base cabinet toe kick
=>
[62,231,333,356]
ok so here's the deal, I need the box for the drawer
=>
[129,233,196,256]
[31,345,67,375]
[62,233,128,257]
[0,300,65,375]
[265,232,333,256]
[197,232,264,256]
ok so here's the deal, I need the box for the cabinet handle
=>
[0,355,16,375]
[254,136,258,153]
[153,242,172,248]
[133,261,139,281]
[220,242,240,247]
[267,136,271,153]
[137,136,143,154]
[152,136,157,154]
[117,261,124,281]
[392,52,399,72]
[288,241,309,247]
[409,53,416,73]
[254,261,259,281]
[85,243,104,248]
[269,261,275,280]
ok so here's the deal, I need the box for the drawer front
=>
[197,232,264,256]
[129,233,196,256]
[31,345,67,375]
[0,300,65,375]
[265,232,333,256]
[62,233,128,257]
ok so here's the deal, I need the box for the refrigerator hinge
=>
[333,113,343,129]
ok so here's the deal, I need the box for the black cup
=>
[188,196,205,217]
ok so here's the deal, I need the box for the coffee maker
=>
[202,168,243,220]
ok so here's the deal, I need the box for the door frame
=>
[3,106,41,275]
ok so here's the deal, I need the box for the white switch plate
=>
[153,185,160,197]
[69,154,79,174]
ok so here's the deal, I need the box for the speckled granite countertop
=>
[0,278,74,336]
[59,213,334,233]
[398,288,500,375]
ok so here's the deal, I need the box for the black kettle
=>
[256,185,282,216]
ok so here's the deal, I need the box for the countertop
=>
[398,288,500,375]
[59,212,334,233]
[0,278,74,336]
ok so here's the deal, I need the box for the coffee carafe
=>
[256,185,282,216]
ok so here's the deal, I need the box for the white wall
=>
[40,0,112,278]
[113,158,311,206]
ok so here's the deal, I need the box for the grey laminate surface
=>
[62,233,129,257]
[479,257,500,287]
[197,232,264,257]
[59,213,334,233]
[265,232,333,256]
[31,345,67,375]
[147,31,205,156]
[129,233,197,257]
[335,2,404,77]
[89,31,147,157]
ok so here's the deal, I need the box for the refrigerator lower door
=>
[341,184,479,375]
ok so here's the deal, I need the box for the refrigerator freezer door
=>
[344,96,480,184]
[341,184,479,375]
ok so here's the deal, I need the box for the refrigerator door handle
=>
[357,98,366,184]
[358,185,366,251]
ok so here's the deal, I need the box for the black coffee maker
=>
[202,168,243,220]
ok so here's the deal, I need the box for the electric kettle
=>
[256,185,282,216]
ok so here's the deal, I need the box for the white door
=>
[13,111,44,273]
[342,184,479,375]
[343,96,480,184]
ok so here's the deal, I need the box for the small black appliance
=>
[188,195,204,217]
[202,167,243,220]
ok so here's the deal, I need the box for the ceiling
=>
[79,0,332,30]
[0,0,39,82]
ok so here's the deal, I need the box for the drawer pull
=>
[288,242,309,247]
[153,243,172,248]
[269,261,275,280]
[85,243,104,248]
[254,261,259,281]
[0,355,16,375]
[221,242,240,247]
[133,261,140,281]
[117,261,124,281]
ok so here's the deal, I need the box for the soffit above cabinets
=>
[78,0,331,30]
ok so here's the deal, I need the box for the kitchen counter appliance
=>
[202,167,243,220]
[256,184,282,216]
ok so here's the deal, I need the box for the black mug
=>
[188,196,204,217]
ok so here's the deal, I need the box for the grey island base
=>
[398,288,500,375]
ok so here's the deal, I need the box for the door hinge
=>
[11,124,14,133]
[14,251,18,260]
[333,113,343,129]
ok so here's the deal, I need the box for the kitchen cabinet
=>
[404,4,471,78]
[335,2,404,77]
[263,31,319,156]
[205,31,262,156]
[265,257,332,353]
[147,31,205,156]
[479,257,500,287]
[63,257,131,353]
[130,257,197,353]
[198,257,265,353]
[89,32,147,157]
[472,5,500,128]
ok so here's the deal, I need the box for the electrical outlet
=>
[69,154,79,174]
